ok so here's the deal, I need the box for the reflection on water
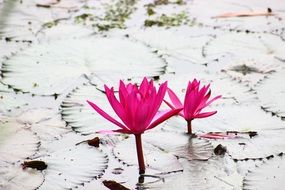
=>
[0,0,16,36]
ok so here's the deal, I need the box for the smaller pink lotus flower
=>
[87,77,182,174]
[165,79,221,134]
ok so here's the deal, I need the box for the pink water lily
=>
[165,79,221,134]
[87,77,182,174]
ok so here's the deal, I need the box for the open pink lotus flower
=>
[87,77,182,174]
[165,79,221,134]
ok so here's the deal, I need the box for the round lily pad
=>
[2,37,165,95]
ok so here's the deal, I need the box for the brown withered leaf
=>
[213,8,274,18]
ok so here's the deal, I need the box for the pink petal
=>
[163,100,184,117]
[139,77,149,96]
[147,81,167,122]
[166,87,183,108]
[204,95,222,108]
[195,111,217,118]
[104,85,130,127]
[86,100,129,131]
[198,133,238,139]
[147,108,182,130]
[119,80,128,106]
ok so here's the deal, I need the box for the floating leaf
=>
[38,24,93,42]
[113,136,183,173]
[61,84,119,134]
[37,142,108,190]
[16,108,70,141]
[130,26,217,65]
[220,60,278,88]
[143,131,213,161]
[0,162,44,190]
[205,33,285,73]
[0,0,70,41]
[243,155,285,190]
[0,120,39,163]
[2,37,165,95]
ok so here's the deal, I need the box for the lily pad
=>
[143,131,213,161]
[61,83,119,135]
[243,155,285,190]
[113,136,183,173]
[2,37,165,95]
[0,120,39,163]
[36,137,108,190]
[16,108,70,141]
[130,26,218,65]
[0,0,71,41]
[205,33,285,72]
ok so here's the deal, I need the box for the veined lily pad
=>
[16,108,70,141]
[113,136,183,173]
[0,120,39,163]
[2,37,165,95]
[243,155,285,190]
[61,83,119,135]
[30,132,109,190]
[38,144,108,190]
[130,26,218,65]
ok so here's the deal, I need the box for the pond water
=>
[1,0,285,189]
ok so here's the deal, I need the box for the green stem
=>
[187,120,192,134]
[135,134,145,174]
